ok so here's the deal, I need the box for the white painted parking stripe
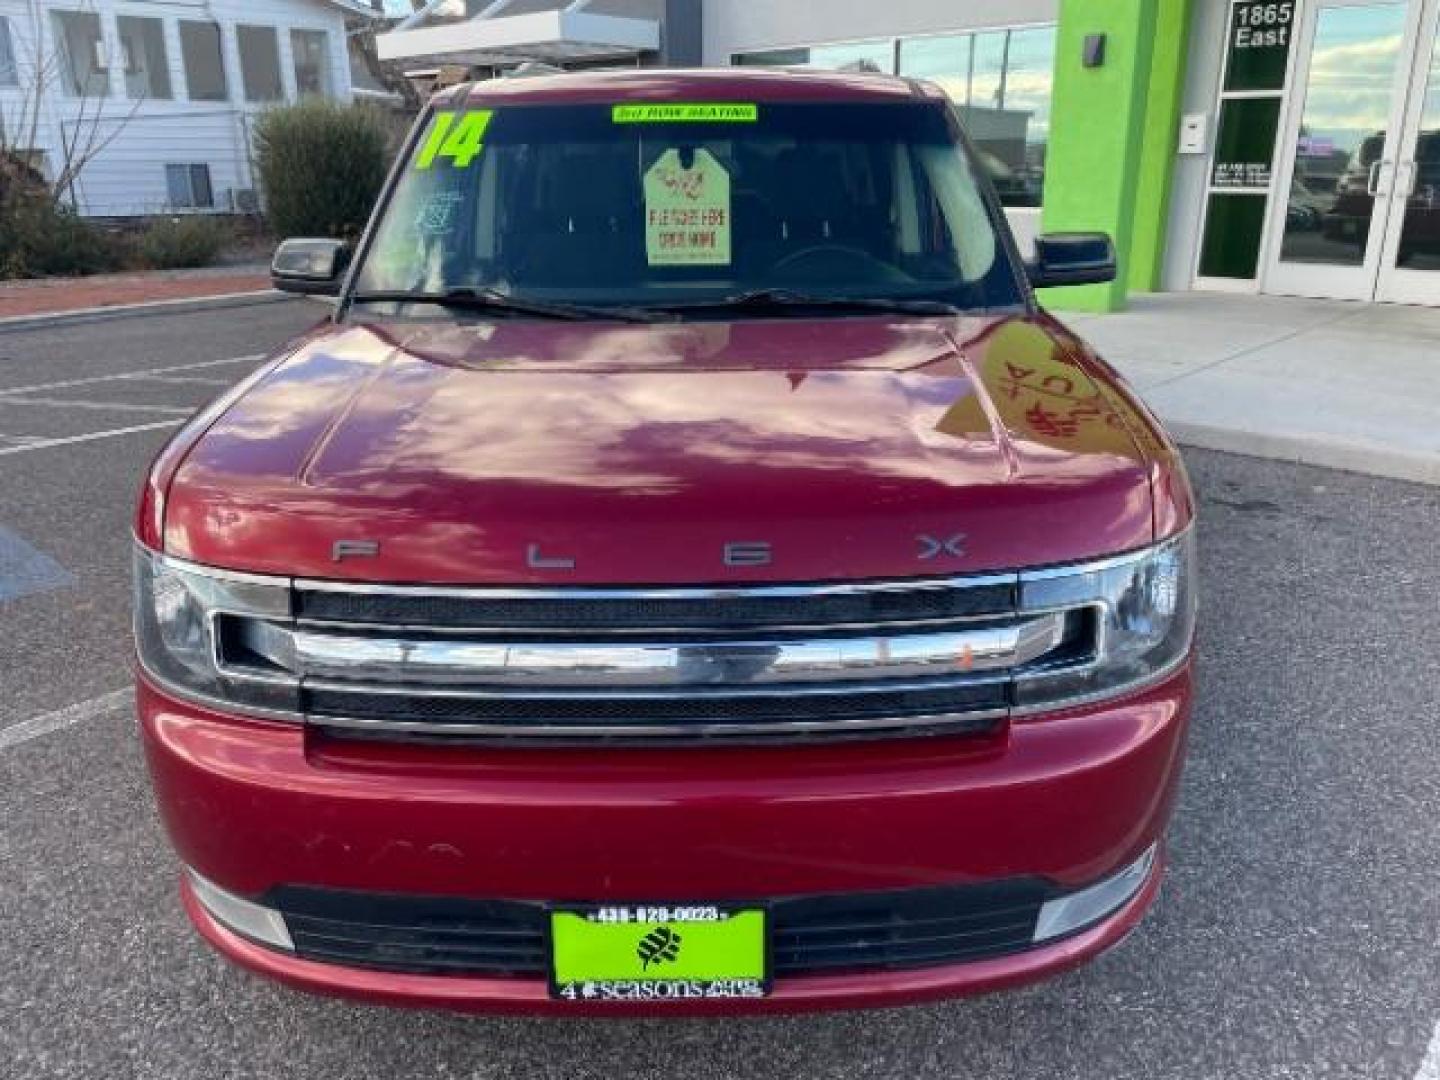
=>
[1416,1020,1440,1080]
[120,375,234,387]
[3,396,194,415]
[0,689,130,753]
[0,418,182,457]
[0,353,262,399]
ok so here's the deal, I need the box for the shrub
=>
[254,101,390,240]
[0,194,128,279]
[137,216,231,270]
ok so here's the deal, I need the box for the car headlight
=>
[133,546,300,715]
[1014,529,1196,710]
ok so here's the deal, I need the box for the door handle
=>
[1367,159,1393,197]
[1398,160,1419,198]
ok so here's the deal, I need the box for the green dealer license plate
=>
[549,905,769,1002]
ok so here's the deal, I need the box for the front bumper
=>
[139,661,1191,1015]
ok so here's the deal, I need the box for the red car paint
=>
[135,69,1195,1014]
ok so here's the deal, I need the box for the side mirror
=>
[1026,232,1117,289]
[271,238,351,296]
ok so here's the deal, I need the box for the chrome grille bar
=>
[239,614,1066,690]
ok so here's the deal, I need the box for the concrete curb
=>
[1169,420,1440,488]
[0,288,294,334]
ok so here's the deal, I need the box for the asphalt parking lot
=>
[1,299,1438,1079]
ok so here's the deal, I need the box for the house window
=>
[51,10,110,98]
[166,164,214,209]
[116,16,172,100]
[290,29,331,98]
[180,21,228,101]
[0,16,18,87]
[237,25,284,102]
[898,26,1058,208]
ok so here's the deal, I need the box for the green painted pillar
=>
[1040,0,1192,311]
[1131,0,1195,293]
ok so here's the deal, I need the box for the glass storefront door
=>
[1264,0,1440,303]
[1375,0,1440,300]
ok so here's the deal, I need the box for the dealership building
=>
[378,0,1440,310]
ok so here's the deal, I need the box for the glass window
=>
[1396,22,1440,269]
[353,102,1019,313]
[51,10,109,98]
[166,164,214,209]
[237,25,283,102]
[117,16,172,100]
[0,16,18,87]
[1278,2,1407,267]
[900,26,1057,207]
[1199,193,1268,278]
[180,21,228,101]
[290,30,331,98]
[1225,0,1298,92]
[734,39,894,73]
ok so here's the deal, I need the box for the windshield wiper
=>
[349,287,673,324]
[648,289,965,317]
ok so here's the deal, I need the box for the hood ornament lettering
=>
[332,540,380,563]
[527,543,576,571]
[917,534,966,561]
[724,541,772,567]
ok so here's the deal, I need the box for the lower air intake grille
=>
[267,880,1049,979]
[274,889,547,977]
[305,680,1009,744]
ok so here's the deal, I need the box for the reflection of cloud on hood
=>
[184,320,1144,510]
[166,318,1158,580]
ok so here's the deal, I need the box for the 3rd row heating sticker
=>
[643,148,732,267]
[614,103,758,124]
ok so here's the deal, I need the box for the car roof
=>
[445,67,949,108]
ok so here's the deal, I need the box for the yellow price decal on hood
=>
[613,103,758,124]
[416,109,494,170]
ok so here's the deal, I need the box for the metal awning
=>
[375,2,659,67]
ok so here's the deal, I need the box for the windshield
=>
[350,100,1023,314]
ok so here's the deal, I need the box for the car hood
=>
[163,314,1161,584]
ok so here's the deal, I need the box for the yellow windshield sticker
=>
[643,148,732,266]
[614,103,758,124]
[415,109,494,170]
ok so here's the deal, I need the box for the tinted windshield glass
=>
[352,101,1021,312]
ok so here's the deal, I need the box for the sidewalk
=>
[0,264,273,322]
[1067,292,1440,486]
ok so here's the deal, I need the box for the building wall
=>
[1163,0,1231,291]
[0,0,354,217]
[701,0,1059,63]
[701,0,1059,256]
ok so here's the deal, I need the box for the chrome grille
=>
[292,578,1018,637]
[216,575,1097,745]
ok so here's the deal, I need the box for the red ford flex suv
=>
[134,69,1195,1014]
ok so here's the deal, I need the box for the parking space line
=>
[120,375,234,387]
[4,396,194,416]
[1417,1020,1440,1080]
[0,354,263,399]
[0,689,130,753]
[0,419,182,457]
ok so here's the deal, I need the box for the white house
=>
[0,0,376,217]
